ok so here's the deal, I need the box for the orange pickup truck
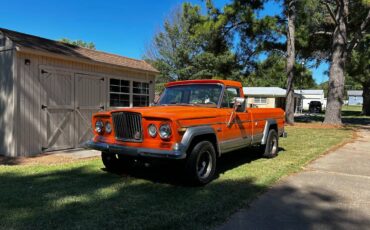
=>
[86,79,286,185]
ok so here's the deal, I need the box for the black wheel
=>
[262,129,279,158]
[101,152,120,171]
[185,141,217,185]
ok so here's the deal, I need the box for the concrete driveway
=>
[217,126,370,230]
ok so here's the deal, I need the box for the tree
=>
[144,3,240,83]
[247,53,316,89]
[239,0,314,124]
[300,0,370,124]
[324,0,369,124]
[59,38,96,50]
[144,5,201,82]
[323,0,349,124]
[285,0,297,124]
[145,0,283,86]
[316,81,329,98]
[218,0,277,76]
[346,35,370,115]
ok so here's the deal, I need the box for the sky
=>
[0,0,328,84]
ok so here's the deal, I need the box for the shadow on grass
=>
[104,146,269,186]
[107,146,285,186]
[0,156,23,165]
[342,110,363,117]
[295,114,324,123]
[1,158,369,230]
[342,117,370,125]
[295,112,370,126]
[0,164,263,230]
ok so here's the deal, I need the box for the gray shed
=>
[0,28,158,157]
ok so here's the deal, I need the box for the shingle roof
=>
[243,87,287,97]
[0,28,158,73]
[347,90,363,96]
[294,89,324,95]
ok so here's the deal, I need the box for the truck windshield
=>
[158,84,223,107]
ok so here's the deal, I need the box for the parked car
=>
[309,101,322,113]
[86,80,286,185]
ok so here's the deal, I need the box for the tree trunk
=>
[285,0,296,125]
[362,83,370,116]
[324,0,348,125]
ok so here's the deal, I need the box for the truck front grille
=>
[112,112,143,142]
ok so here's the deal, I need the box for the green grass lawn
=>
[342,105,362,112]
[0,126,352,230]
[341,105,367,117]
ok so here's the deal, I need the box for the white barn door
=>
[40,69,75,151]
[75,74,105,147]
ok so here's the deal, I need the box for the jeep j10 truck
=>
[86,80,286,185]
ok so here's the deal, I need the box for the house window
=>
[133,81,150,107]
[254,97,267,104]
[109,79,130,107]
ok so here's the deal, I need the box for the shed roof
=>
[0,28,158,73]
[347,90,363,96]
[294,89,324,95]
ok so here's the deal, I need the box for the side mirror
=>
[234,97,247,112]
[227,97,247,127]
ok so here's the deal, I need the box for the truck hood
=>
[109,106,224,121]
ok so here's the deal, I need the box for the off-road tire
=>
[262,129,279,158]
[185,141,217,185]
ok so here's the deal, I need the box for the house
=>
[0,28,158,157]
[347,90,363,105]
[243,87,302,111]
[294,89,326,111]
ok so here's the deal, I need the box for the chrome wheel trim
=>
[271,136,278,154]
[196,150,212,180]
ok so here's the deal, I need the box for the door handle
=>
[99,105,105,110]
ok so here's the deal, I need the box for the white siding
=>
[301,98,327,110]
[0,46,15,156]
[14,52,156,156]
[247,97,276,108]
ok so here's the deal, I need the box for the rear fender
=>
[261,119,277,145]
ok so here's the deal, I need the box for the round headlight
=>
[105,122,112,134]
[159,123,172,139]
[95,120,104,134]
[148,124,157,137]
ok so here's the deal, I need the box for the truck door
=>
[220,87,253,152]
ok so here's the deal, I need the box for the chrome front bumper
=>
[84,140,186,159]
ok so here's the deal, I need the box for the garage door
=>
[40,69,105,152]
